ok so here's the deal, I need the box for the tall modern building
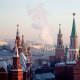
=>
[55,24,64,62]
[69,13,79,61]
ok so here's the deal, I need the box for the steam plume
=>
[28,3,53,44]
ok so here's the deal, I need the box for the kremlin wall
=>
[55,13,80,80]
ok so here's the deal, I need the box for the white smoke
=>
[28,3,53,44]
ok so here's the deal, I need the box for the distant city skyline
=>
[0,0,80,44]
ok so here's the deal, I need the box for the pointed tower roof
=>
[16,24,20,37]
[22,35,24,43]
[59,24,61,34]
[14,40,19,57]
[21,34,25,47]
[71,13,77,37]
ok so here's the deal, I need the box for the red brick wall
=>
[55,65,66,80]
[55,64,76,80]
[0,73,8,80]
[10,70,23,80]
[73,67,80,80]
[23,72,28,80]
[56,49,64,62]
[73,57,80,80]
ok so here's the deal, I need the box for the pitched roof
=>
[16,24,20,37]
[58,24,62,35]
[71,15,77,37]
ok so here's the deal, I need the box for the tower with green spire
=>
[71,13,77,37]
[69,13,79,61]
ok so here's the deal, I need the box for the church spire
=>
[22,35,24,45]
[17,24,20,37]
[57,24,64,48]
[14,40,19,57]
[59,24,61,34]
[21,34,26,51]
[71,13,77,37]
[16,24,21,48]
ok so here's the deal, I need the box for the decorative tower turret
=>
[69,13,79,61]
[57,24,64,48]
[10,41,23,80]
[27,46,32,62]
[16,24,21,48]
[55,24,64,63]
[21,35,26,51]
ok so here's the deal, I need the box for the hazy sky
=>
[0,0,80,44]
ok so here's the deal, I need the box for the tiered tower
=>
[10,41,23,80]
[27,46,32,63]
[55,24,64,63]
[21,35,26,51]
[16,24,21,48]
[69,13,79,61]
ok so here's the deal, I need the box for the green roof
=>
[71,18,77,37]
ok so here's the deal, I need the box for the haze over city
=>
[0,0,80,44]
[1,0,80,80]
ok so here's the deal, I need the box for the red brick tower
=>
[55,24,64,63]
[69,13,79,61]
[10,41,23,80]
[74,56,80,80]
[16,24,21,49]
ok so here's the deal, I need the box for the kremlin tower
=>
[21,35,26,52]
[10,41,23,80]
[16,24,21,49]
[69,13,79,61]
[55,24,64,63]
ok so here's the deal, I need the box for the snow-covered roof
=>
[0,47,30,72]
[56,61,76,66]
[20,53,27,70]
[10,69,23,71]
[34,73,55,80]
[0,60,7,72]
[56,62,65,66]
[66,61,76,64]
